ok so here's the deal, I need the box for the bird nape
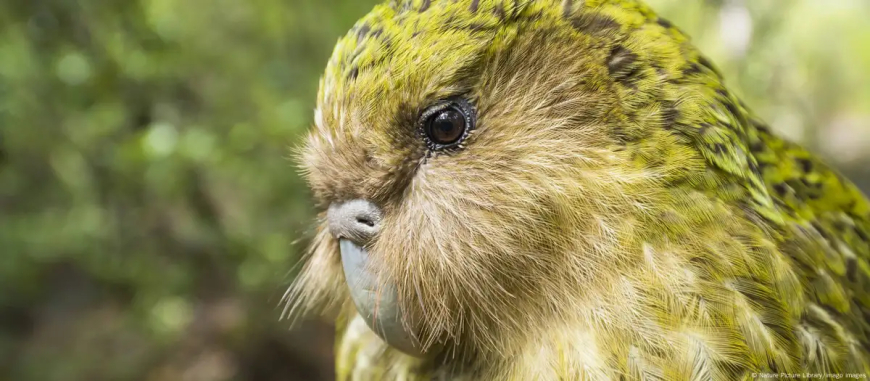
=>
[286,0,870,380]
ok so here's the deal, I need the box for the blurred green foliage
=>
[0,0,868,380]
[0,0,381,379]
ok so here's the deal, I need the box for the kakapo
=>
[286,0,870,380]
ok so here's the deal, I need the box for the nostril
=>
[327,199,383,243]
[356,216,375,227]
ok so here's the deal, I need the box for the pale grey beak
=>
[339,238,426,357]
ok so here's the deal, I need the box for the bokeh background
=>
[1,0,868,380]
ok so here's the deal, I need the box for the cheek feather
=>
[282,222,349,323]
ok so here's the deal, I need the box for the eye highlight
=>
[419,98,475,150]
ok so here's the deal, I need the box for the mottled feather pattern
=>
[287,0,870,380]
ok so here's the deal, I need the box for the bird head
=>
[288,0,743,359]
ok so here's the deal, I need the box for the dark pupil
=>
[427,108,465,145]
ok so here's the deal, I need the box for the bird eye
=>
[426,107,465,144]
[419,99,474,150]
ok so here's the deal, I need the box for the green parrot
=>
[286,0,870,379]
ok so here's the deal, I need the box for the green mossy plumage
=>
[289,0,870,379]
